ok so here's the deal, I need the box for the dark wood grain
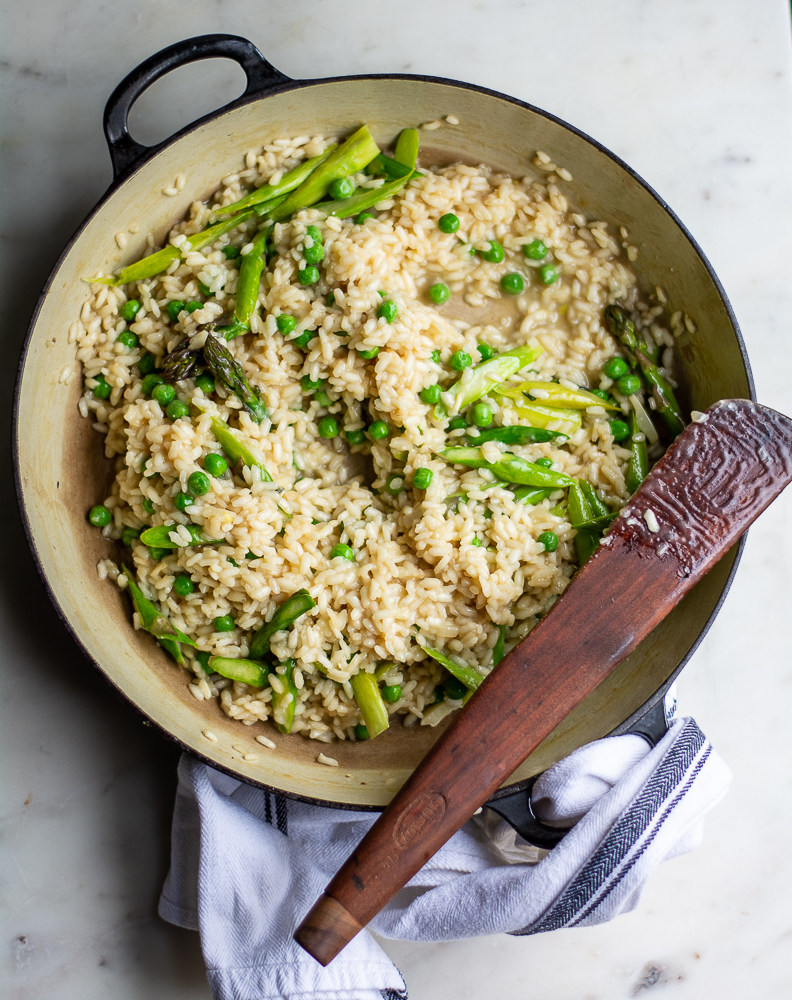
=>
[294,400,792,966]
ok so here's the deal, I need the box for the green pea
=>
[222,245,241,259]
[538,530,559,552]
[173,574,194,597]
[330,543,355,561]
[276,314,297,335]
[471,536,482,546]
[444,676,468,700]
[202,453,227,478]
[185,301,202,314]
[301,374,325,393]
[344,428,365,445]
[329,176,355,199]
[385,473,405,495]
[194,372,215,394]
[117,330,139,350]
[357,346,380,360]
[303,242,324,264]
[119,299,141,322]
[354,724,370,740]
[174,491,193,512]
[318,416,339,439]
[377,300,397,323]
[609,419,631,442]
[413,468,433,490]
[438,213,460,233]
[603,357,629,380]
[314,389,333,407]
[523,239,548,260]
[471,402,493,428]
[420,384,442,405]
[142,498,155,514]
[306,225,323,244]
[382,684,402,703]
[166,399,189,420]
[431,349,442,364]
[293,330,317,350]
[432,685,445,704]
[298,266,320,286]
[326,292,336,306]
[146,546,169,561]
[590,389,612,402]
[188,471,211,496]
[450,351,472,371]
[429,283,450,305]
[367,421,388,440]
[198,282,213,297]
[355,211,375,224]
[616,374,642,396]
[500,272,525,295]
[166,300,186,321]
[152,383,176,406]
[88,504,111,527]
[213,614,235,632]
[137,352,157,376]
[448,415,468,431]
[534,457,553,468]
[539,263,560,284]
[91,374,112,400]
[480,241,504,263]
[477,343,495,362]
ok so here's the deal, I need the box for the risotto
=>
[72,124,685,743]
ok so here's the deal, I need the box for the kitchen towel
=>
[159,711,730,1000]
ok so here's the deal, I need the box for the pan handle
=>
[485,696,669,848]
[103,33,290,181]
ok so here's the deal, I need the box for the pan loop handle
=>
[103,33,290,181]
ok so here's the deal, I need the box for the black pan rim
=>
[13,66,755,812]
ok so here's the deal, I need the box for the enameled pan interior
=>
[15,78,750,807]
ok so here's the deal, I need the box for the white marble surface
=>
[2,1,792,997]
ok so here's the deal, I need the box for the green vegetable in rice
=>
[354,724,370,740]
[166,399,189,420]
[173,574,195,597]
[567,481,601,566]
[625,408,649,494]
[350,671,390,739]
[616,373,642,396]
[194,372,215,394]
[248,589,316,660]
[174,491,193,511]
[492,624,507,666]
[429,282,450,304]
[276,313,297,335]
[368,420,389,440]
[328,176,355,200]
[90,374,112,399]
[330,543,355,561]
[213,614,235,632]
[117,330,139,350]
[523,239,548,260]
[393,127,420,169]
[441,446,575,489]
[88,504,111,527]
[420,384,442,405]
[270,126,380,221]
[125,570,197,648]
[438,213,460,233]
[413,468,433,490]
[480,240,504,263]
[447,340,544,413]
[470,402,493,428]
[152,382,176,406]
[217,146,338,216]
[422,645,485,692]
[513,381,620,410]
[608,418,631,442]
[603,356,629,380]
[318,416,339,438]
[120,298,141,321]
[538,531,559,553]
[315,172,415,220]
[382,684,402,703]
[500,272,525,295]
[203,415,274,482]
[203,453,228,477]
[218,223,272,339]
[187,471,211,496]
[539,263,560,284]
[202,333,268,423]
[139,523,221,548]
[271,659,299,733]
[510,485,557,505]
[208,654,268,687]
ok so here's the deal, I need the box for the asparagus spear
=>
[604,304,685,435]
[203,333,268,423]
[494,393,582,437]
[394,128,420,169]
[217,147,338,216]
[578,480,609,518]
[447,341,544,413]
[217,223,273,340]
[208,654,268,687]
[515,381,620,410]
[510,486,557,505]
[422,645,485,692]
[492,625,507,667]
[248,589,316,660]
[269,125,380,222]
[139,524,222,549]
[160,341,201,382]
[207,415,274,483]
[350,671,390,739]
[441,446,575,488]
[271,658,299,733]
[365,152,421,179]
[625,408,649,494]
[314,172,414,219]
[126,571,197,648]
[87,209,256,286]
[567,482,600,566]
[466,424,566,446]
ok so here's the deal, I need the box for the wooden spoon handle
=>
[295,400,792,965]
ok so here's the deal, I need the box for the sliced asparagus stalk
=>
[139,524,222,549]
[441,447,574,488]
[202,333,268,423]
[421,645,485,692]
[217,147,338,216]
[208,655,268,687]
[248,589,316,660]
[350,671,390,739]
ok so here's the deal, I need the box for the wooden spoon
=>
[295,399,792,965]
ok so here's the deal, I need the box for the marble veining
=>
[2,2,792,999]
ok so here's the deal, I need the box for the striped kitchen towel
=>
[159,714,730,1000]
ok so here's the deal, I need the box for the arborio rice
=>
[72,127,682,744]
